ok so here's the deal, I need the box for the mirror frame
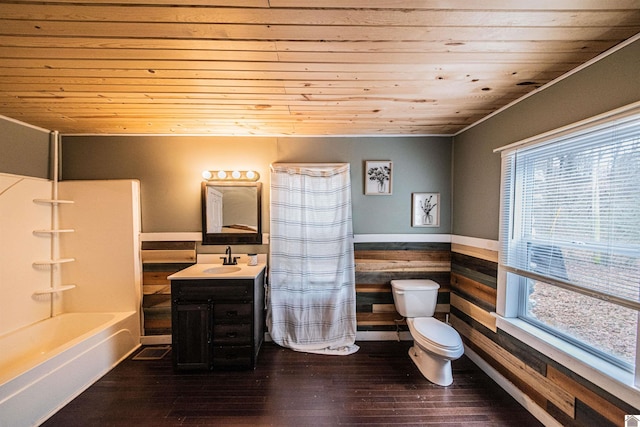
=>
[201,181,263,245]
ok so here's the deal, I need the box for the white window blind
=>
[499,110,640,311]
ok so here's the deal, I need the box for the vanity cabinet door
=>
[172,303,212,370]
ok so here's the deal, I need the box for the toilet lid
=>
[410,317,462,350]
[390,279,439,291]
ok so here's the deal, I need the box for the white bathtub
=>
[0,311,140,427]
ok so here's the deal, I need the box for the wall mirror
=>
[201,181,262,245]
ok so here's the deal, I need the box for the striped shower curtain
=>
[267,163,358,355]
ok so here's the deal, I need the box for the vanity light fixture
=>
[201,170,260,182]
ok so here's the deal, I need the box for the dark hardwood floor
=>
[43,341,543,426]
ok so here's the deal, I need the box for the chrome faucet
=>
[221,246,238,265]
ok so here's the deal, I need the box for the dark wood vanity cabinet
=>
[170,269,265,371]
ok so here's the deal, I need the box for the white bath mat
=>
[132,346,171,361]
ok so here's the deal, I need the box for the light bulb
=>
[202,170,212,180]
[217,170,227,179]
[232,170,241,179]
[246,170,256,180]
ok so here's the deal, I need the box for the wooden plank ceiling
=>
[1,1,639,136]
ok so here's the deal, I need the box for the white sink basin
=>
[202,266,242,274]
[168,263,265,280]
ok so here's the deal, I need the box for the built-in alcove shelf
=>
[33,229,75,234]
[33,258,75,266]
[33,198,74,205]
[33,285,76,295]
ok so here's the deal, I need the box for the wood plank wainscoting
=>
[141,241,196,336]
[354,241,450,335]
[450,241,638,427]
[140,240,450,338]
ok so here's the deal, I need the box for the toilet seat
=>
[407,318,464,358]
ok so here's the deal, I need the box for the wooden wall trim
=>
[450,272,497,309]
[452,314,575,417]
[141,232,454,243]
[355,241,451,331]
[547,365,627,426]
[496,316,640,411]
[451,235,499,251]
[141,232,202,241]
[451,242,498,263]
[463,346,563,427]
[450,293,497,332]
[451,236,639,425]
[355,234,451,243]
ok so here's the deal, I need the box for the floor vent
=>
[132,346,171,361]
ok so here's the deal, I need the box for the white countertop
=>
[167,262,266,280]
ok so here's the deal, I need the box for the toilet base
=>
[408,345,453,386]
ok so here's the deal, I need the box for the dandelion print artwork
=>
[412,193,440,227]
[365,161,392,195]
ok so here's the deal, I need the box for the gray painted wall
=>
[62,135,452,235]
[61,136,277,233]
[452,38,640,240]
[277,137,452,235]
[0,117,50,179]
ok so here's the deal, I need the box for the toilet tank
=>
[390,279,439,317]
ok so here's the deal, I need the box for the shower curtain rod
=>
[271,163,350,176]
[271,162,348,168]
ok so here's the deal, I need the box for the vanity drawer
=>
[213,303,252,322]
[213,323,251,344]
[213,345,252,368]
[173,280,252,301]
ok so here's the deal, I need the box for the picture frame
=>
[364,160,392,195]
[412,193,440,227]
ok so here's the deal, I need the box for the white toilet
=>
[390,279,464,386]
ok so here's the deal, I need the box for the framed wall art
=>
[412,192,439,227]
[365,160,392,195]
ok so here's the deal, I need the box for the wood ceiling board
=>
[2,20,638,41]
[0,1,638,135]
[5,5,638,27]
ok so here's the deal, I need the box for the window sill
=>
[494,314,640,409]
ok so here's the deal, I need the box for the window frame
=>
[494,101,640,408]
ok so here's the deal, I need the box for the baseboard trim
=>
[140,335,171,345]
[263,331,413,343]
[141,332,413,347]
[356,331,413,341]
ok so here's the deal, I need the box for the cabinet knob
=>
[226,310,238,317]
[226,332,238,338]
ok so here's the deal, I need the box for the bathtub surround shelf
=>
[33,198,74,205]
[33,285,76,295]
[33,258,75,266]
[168,263,266,371]
[32,158,77,306]
[33,229,75,234]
